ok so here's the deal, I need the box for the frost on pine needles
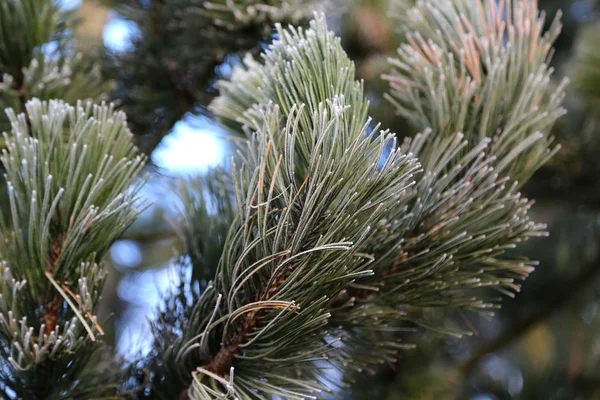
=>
[0,99,144,398]
[157,2,568,397]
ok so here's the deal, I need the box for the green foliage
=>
[136,0,567,395]
[0,53,108,132]
[0,0,574,398]
[149,15,419,399]
[174,171,236,286]
[100,0,323,154]
[202,0,323,27]
[319,0,568,376]
[386,0,567,184]
[0,99,144,398]
[0,0,71,76]
[130,172,237,399]
[143,0,567,397]
[208,0,564,386]
[0,0,110,132]
[373,0,568,306]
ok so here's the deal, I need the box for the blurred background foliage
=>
[67,0,600,398]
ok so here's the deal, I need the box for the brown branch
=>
[13,70,32,131]
[42,216,65,335]
[179,391,190,400]
[204,261,294,376]
[179,250,296,397]
[194,158,310,384]
[42,296,62,336]
[459,257,600,375]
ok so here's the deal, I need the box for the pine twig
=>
[42,224,65,335]
[14,71,30,127]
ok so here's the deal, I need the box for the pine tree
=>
[0,0,572,399]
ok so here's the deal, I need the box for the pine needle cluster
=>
[0,0,568,398]
[159,1,565,397]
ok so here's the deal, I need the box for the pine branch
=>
[172,171,237,285]
[0,0,110,133]
[206,0,567,389]
[140,0,568,397]
[385,0,567,185]
[101,0,325,155]
[0,99,145,398]
[459,255,600,376]
[145,15,419,399]
[325,0,568,377]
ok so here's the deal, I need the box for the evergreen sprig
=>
[385,0,567,184]
[150,15,419,399]
[174,171,237,287]
[202,0,327,28]
[0,99,145,398]
[131,172,237,399]
[0,53,108,133]
[0,0,570,398]
[162,0,567,395]
[0,0,110,132]
[0,0,72,76]
[326,0,568,376]
[101,0,324,155]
